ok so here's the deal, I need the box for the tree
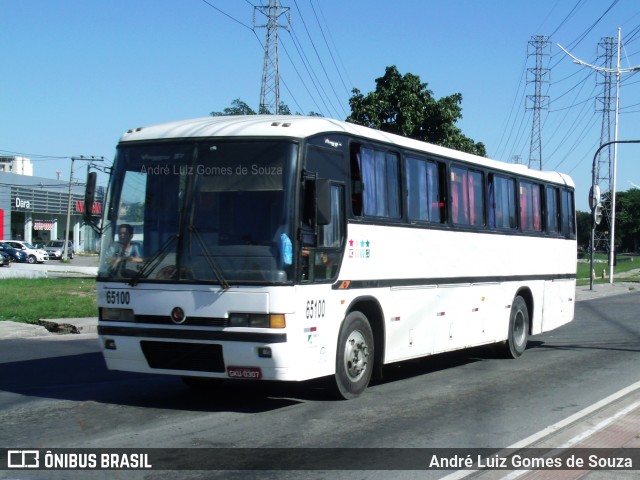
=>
[614,188,640,252]
[210,99,256,116]
[576,210,591,251]
[346,66,486,156]
[210,99,322,117]
[578,188,640,253]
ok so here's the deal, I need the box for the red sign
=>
[75,200,102,215]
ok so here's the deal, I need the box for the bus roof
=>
[120,115,574,188]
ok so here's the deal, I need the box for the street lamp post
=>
[63,156,104,262]
[589,140,640,290]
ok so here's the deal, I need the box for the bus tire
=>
[333,311,374,399]
[503,295,529,359]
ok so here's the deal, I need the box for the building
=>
[0,171,102,252]
[0,156,34,176]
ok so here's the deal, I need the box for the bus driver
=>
[108,224,142,263]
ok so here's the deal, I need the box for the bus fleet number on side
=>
[106,290,130,305]
[305,299,325,319]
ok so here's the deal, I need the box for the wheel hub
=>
[344,330,369,381]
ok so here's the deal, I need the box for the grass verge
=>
[0,278,97,324]
[576,253,640,286]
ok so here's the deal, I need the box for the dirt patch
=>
[37,320,80,334]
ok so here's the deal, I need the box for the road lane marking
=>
[441,380,640,480]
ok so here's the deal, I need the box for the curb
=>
[0,317,98,339]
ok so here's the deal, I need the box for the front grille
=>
[140,341,225,372]
[135,315,229,327]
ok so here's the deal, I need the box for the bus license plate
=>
[227,366,262,380]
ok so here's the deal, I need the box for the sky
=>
[1,0,639,212]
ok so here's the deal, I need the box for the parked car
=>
[0,242,28,263]
[44,240,75,260]
[0,240,48,264]
[0,251,10,267]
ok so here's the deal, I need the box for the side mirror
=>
[303,177,332,227]
[84,172,97,224]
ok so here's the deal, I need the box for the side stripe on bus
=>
[331,273,575,290]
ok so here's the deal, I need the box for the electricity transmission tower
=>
[594,37,616,252]
[254,0,290,115]
[526,36,551,170]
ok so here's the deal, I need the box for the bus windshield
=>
[98,140,297,285]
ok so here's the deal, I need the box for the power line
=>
[0,149,70,160]
[289,0,347,118]
[312,0,354,94]
[199,0,253,31]
[285,26,339,117]
[308,0,351,98]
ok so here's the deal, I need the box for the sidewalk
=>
[0,261,97,279]
[575,281,638,302]
[0,317,98,339]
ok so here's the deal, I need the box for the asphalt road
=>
[0,292,639,480]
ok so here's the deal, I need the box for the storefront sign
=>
[14,196,32,209]
[34,220,54,231]
[75,200,102,215]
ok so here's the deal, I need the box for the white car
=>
[0,240,49,264]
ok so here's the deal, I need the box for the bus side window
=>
[451,166,484,226]
[545,186,560,234]
[561,189,575,238]
[520,181,543,232]
[351,145,401,219]
[489,174,517,230]
[318,185,344,249]
[301,184,345,283]
[350,144,363,216]
[405,156,445,223]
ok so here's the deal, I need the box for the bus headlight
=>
[100,308,135,322]
[228,313,286,329]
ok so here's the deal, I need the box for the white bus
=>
[89,115,576,399]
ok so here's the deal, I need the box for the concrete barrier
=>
[0,262,97,279]
[0,266,47,279]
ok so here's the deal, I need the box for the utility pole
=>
[63,156,104,261]
[254,0,290,115]
[526,35,550,170]
[560,28,640,283]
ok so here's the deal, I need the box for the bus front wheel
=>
[333,311,374,400]
[502,295,529,359]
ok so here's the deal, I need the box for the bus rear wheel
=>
[333,311,374,400]
[502,295,529,359]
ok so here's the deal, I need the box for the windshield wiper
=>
[188,225,230,290]
[128,234,178,287]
